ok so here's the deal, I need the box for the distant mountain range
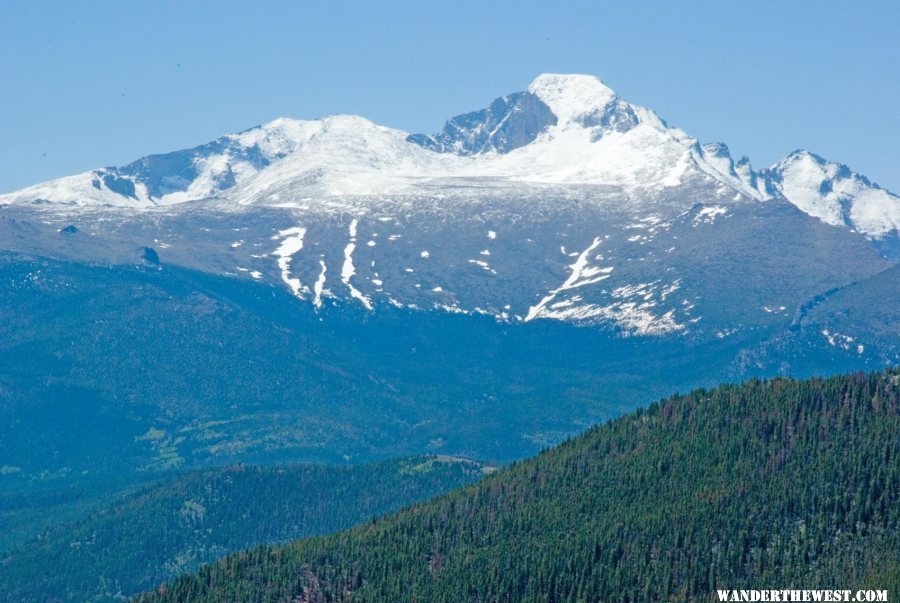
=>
[1,74,897,496]
[2,74,897,259]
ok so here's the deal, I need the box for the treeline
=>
[141,371,900,602]
[0,456,486,602]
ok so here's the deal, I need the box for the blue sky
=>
[2,0,898,192]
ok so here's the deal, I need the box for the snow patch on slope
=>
[525,237,609,321]
[313,260,329,309]
[341,218,373,310]
[272,226,307,298]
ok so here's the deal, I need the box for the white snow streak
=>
[341,219,372,309]
[525,237,606,321]
[272,226,307,298]
[313,260,328,309]
[692,205,728,226]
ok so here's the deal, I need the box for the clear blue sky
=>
[2,0,898,193]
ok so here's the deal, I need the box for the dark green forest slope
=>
[142,371,900,602]
[0,456,488,602]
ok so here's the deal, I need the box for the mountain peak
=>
[762,148,899,248]
[773,149,856,183]
[527,73,617,123]
[780,149,828,166]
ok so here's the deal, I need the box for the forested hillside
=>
[0,456,487,602]
[141,371,900,602]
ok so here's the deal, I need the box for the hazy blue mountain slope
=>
[0,456,488,602]
[0,474,160,553]
[0,251,889,500]
[736,263,900,373]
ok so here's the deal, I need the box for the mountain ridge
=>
[0,455,489,602]
[0,73,896,349]
[2,73,896,250]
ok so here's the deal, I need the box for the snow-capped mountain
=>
[757,150,900,251]
[0,73,896,341]
[0,117,323,207]
[0,74,761,206]
[2,74,898,483]
[3,74,896,239]
[226,74,768,204]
